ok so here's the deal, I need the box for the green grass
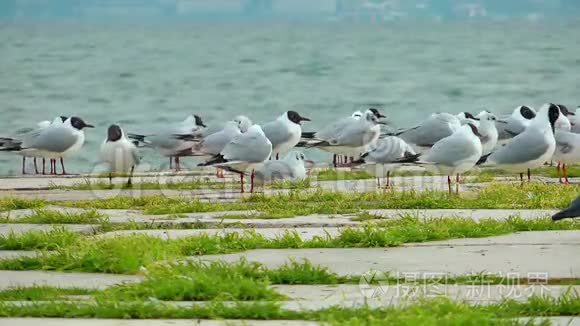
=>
[535,164,580,179]
[316,169,373,181]
[0,228,81,250]
[55,183,579,218]
[0,198,47,212]
[100,259,337,302]
[269,178,312,190]
[0,295,578,323]
[100,260,284,301]
[0,286,93,301]
[0,209,108,224]
[52,179,230,191]
[2,215,579,274]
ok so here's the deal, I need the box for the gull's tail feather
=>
[351,151,370,165]
[0,138,22,151]
[301,131,316,139]
[394,153,421,164]
[127,133,147,142]
[173,134,202,141]
[476,153,492,165]
[127,133,153,147]
[198,154,227,167]
[306,141,331,148]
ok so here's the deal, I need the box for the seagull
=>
[496,105,536,142]
[552,196,580,221]
[173,116,253,178]
[129,115,206,171]
[552,130,580,184]
[198,124,272,193]
[254,151,310,185]
[554,104,573,132]
[353,136,416,188]
[0,116,67,175]
[233,115,253,133]
[397,123,483,194]
[569,107,580,134]
[306,110,386,162]
[395,112,462,152]
[100,124,140,186]
[1,117,94,175]
[262,111,310,160]
[478,103,560,182]
[456,112,480,126]
[300,108,385,166]
[475,111,502,155]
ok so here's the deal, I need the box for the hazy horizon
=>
[1,0,580,22]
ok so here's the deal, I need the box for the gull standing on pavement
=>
[0,116,67,174]
[129,115,206,171]
[174,116,253,178]
[198,124,272,193]
[300,108,385,166]
[475,111,502,156]
[353,136,416,188]
[552,130,580,184]
[253,151,310,185]
[262,111,310,160]
[478,103,560,181]
[395,112,462,152]
[397,123,483,194]
[0,116,94,175]
[100,124,140,186]
[306,110,386,162]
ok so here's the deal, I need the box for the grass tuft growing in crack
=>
[0,286,93,301]
[316,169,373,181]
[0,198,46,212]
[100,260,289,301]
[1,216,580,274]
[0,227,80,250]
[55,183,579,218]
[0,295,578,322]
[0,209,108,224]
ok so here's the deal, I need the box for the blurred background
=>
[0,0,579,174]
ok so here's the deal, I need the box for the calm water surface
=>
[0,22,578,174]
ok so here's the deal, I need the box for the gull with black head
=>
[478,103,560,182]
[396,123,483,194]
[100,124,140,186]
[262,110,310,160]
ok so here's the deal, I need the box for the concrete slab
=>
[0,206,92,219]
[315,176,485,193]
[0,251,44,259]
[0,189,244,202]
[0,224,99,236]
[365,209,556,221]
[99,227,343,241]
[105,210,257,224]
[0,319,319,326]
[0,172,224,191]
[0,270,142,290]
[406,231,580,247]
[273,284,580,307]
[195,231,580,278]
[517,317,580,326]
